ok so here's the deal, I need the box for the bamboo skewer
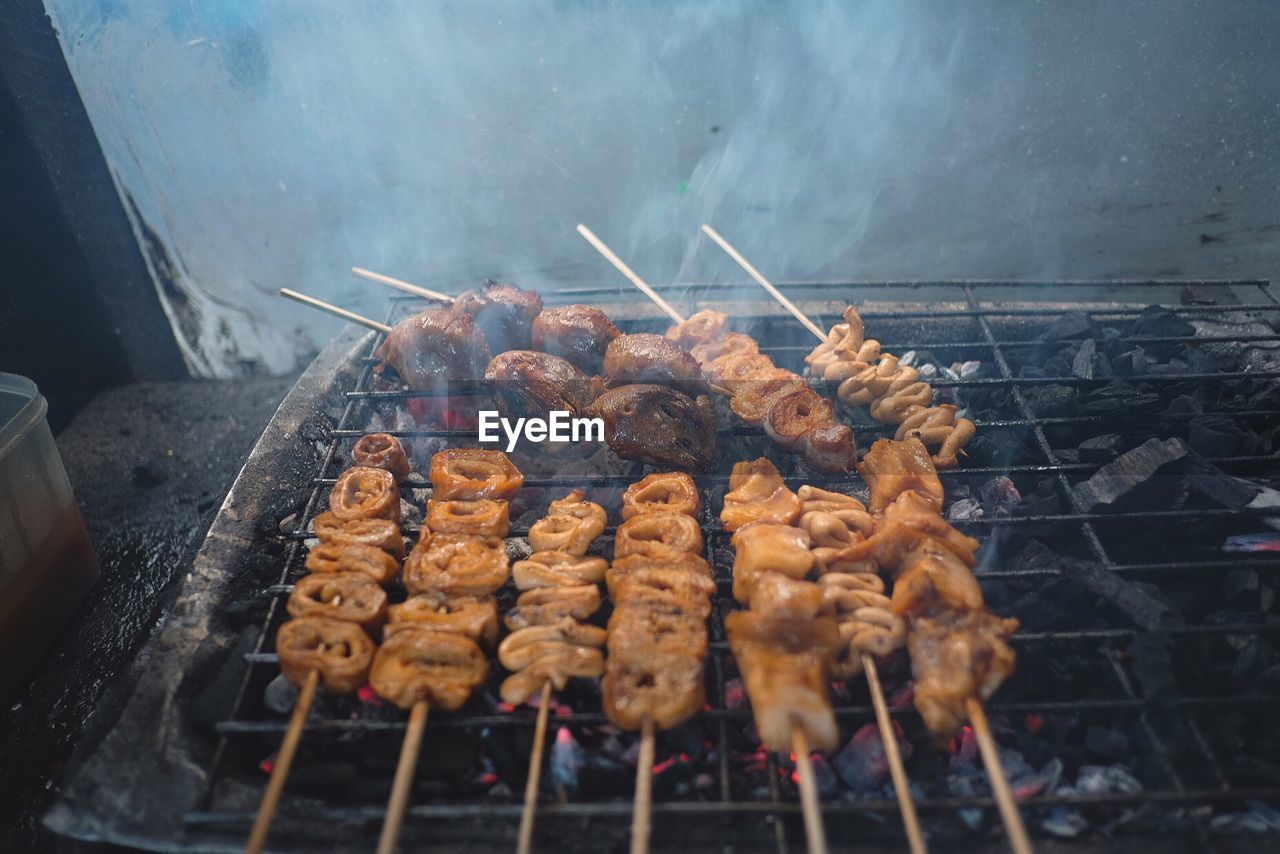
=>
[699,225,827,342]
[245,669,319,854]
[352,267,455,303]
[967,698,1033,854]
[576,225,686,325]
[863,654,927,854]
[630,718,656,854]
[516,682,554,854]
[791,728,829,854]
[375,699,430,854]
[279,288,392,333]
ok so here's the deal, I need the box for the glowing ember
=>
[356,684,383,707]
[259,755,276,775]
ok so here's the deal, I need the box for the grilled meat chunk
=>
[287,572,389,629]
[352,433,412,483]
[374,307,491,391]
[330,466,401,523]
[621,472,701,520]
[277,616,375,695]
[720,457,802,532]
[589,384,717,471]
[603,333,708,397]
[603,596,708,731]
[512,551,609,589]
[452,279,544,351]
[614,511,704,560]
[428,448,524,501]
[729,522,814,604]
[403,532,510,598]
[304,542,400,585]
[665,309,729,348]
[605,553,714,600]
[901,610,1018,737]
[725,610,841,751]
[313,512,405,559]
[857,437,944,515]
[370,625,488,711]
[484,350,604,419]
[388,593,499,648]
[531,304,621,374]
[425,498,511,538]
[499,645,606,706]
[527,489,607,555]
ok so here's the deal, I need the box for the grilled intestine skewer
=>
[601,472,713,854]
[248,439,412,854]
[501,489,608,854]
[373,448,522,854]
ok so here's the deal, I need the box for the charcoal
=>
[1079,381,1160,415]
[1113,348,1151,376]
[1044,348,1075,377]
[1165,394,1203,419]
[1224,569,1271,611]
[1131,631,1178,699]
[1069,437,1187,513]
[1008,542,1176,630]
[1040,311,1095,341]
[1025,384,1078,417]
[1078,434,1121,463]
[1184,452,1261,508]
[1055,448,1080,464]
[979,476,1022,516]
[1258,663,1280,694]
[969,430,1030,466]
[1127,305,1195,339]
[1188,413,1258,457]
[1181,346,1215,374]
[1085,726,1131,761]
[1248,381,1280,410]
[1070,338,1111,379]
[832,724,893,791]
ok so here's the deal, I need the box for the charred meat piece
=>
[725,610,841,751]
[621,472,701,519]
[484,350,604,420]
[613,511,704,560]
[428,448,524,500]
[452,279,544,351]
[512,552,608,589]
[763,386,836,451]
[352,433,412,482]
[690,332,759,367]
[720,457,802,532]
[531,304,621,374]
[330,466,401,523]
[589,384,717,472]
[527,489,607,555]
[425,498,511,538]
[665,309,729,348]
[857,437,944,515]
[277,616,375,695]
[287,572,389,629]
[374,307,491,391]
[388,593,500,648]
[304,542,400,585]
[403,532,510,598]
[370,625,489,711]
[603,334,708,397]
[728,369,806,426]
[313,512,405,559]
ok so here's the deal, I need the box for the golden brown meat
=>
[803,422,858,473]
[352,433,412,483]
[527,489,607,555]
[313,512,405,559]
[664,309,729,347]
[403,532,510,597]
[729,522,814,581]
[605,552,714,599]
[690,332,759,367]
[762,387,835,451]
[842,492,979,570]
[374,307,491,391]
[512,552,609,589]
[588,384,717,472]
[499,646,606,706]
[504,585,601,631]
[614,511,704,560]
[531,304,621,374]
[329,466,401,523]
[857,437,945,515]
[603,596,708,731]
[621,472,701,520]
[728,369,807,426]
[894,404,977,471]
[818,573,906,679]
[725,610,842,751]
[388,593,499,648]
[797,486,874,540]
[369,625,488,711]
[428,448,524,501]
[452,279,544,352]
[603,333,708,397]
[606,565,717,618]
[703,352,775,392]
[484,351,604,419]
[498,619,608,670]
[719,458,803,532]
[901,611,1018,736]
[304,542,400,585]
[425,498,511,538]
[277,616,375,695]
[287,572,389,629]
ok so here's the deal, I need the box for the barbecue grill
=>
[46,279,1280,852]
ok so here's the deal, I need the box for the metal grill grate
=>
[185,279,1280,851]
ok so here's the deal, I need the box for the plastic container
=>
[0,373,99,701]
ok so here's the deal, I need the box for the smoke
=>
[43,0,1280,376]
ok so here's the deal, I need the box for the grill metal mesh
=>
[186,280,1280,851]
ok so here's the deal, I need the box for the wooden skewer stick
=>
[351,267,455,303]
[375,698,431,854]
[791,727,830,854]
[863,654,928,854]
[576,224,686,325]
[516,682,554,854]
[630,718,656,854]
[279,288,392,333]
[699,225,827,342]
[246,669,319,854]
[966,697,1034,854]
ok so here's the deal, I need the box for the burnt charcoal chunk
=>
[1071,338,1111,379]
[1078,434,1122,463]
[1181,347,1215,374]
[1166,394,1203,419]
[1085,726,1131,761]
[1189,414,1259,457]
[1070,437,1188,512]
[1127,305,1195,339]
[1040,311,1096,341]
[1079,381,1159,415]
[1185,453,1261,508]
[1249,381,1280,410]
[1025,384,1078,417]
